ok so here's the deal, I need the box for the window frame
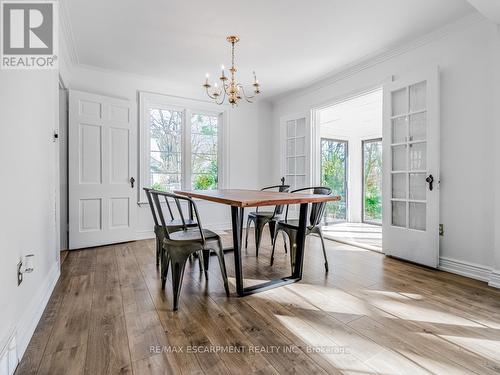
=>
[362,137,383,225]
[138,92,229,204]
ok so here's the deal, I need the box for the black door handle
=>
[130,177,135,188]
[426,174,434,191]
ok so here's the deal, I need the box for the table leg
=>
[231,206,244,296]
[292,203,309,279]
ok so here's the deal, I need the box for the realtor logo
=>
[1,1,58,69]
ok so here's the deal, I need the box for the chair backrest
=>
[286,186,332,227]
[260,183,291,216]
[145,187,196,223]
[144,188,159,226]
[149,190,206,244]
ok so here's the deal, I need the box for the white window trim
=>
[138,91,230,204]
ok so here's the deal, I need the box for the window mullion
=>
[183,109,192,190]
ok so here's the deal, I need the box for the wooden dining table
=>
[174,189,340,296]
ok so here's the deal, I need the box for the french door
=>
[382,67,440,267]
[68,90,137,249]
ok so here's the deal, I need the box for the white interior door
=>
[69,90,136,249]
[382,67,440,267]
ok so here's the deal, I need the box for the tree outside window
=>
[148,108,219,192]
[363,139,382,223]
[321,139,347,221]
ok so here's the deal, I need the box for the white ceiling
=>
[65,0,473,98]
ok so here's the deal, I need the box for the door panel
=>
[69,90,136,249]
[382,67,440,267]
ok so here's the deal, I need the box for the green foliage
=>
[193,159,218,190]
[151,182,166,191]
[363,141,382,222]
[321,140,347,220]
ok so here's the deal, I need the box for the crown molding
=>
[467,0,500,24]
[271,11,484,105]
[59,0,79,65]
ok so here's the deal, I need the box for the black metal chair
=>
[144,187,197,268]
[150,190,230,311]
[270,187,332,272]
[245,182,290,256]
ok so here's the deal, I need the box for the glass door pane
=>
[320,138,347,222]
[363,139,382,224]
[389,81,428,232]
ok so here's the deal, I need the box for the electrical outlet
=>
[439,224,444,236]
[17,260,23,286]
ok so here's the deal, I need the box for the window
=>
[320,138,348,222]
[139,92,227,202]
[149,108,183,192]
[191,113,218,190]
[363,138,382,224]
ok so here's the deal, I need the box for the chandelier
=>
[203,35,260,106]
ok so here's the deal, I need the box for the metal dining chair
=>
[270,186,332,272]
[144,187,198,268]
[245,182,290,256]
[150,190,230,311]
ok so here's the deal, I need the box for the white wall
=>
[0,70,60,361]
[491,24,500,287]
[271,13,499,278]
[63,65,274,239]
[319,90,382,222]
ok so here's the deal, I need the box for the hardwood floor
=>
[16,229,500,375]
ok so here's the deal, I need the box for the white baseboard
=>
[488,269,500,289]
[438,256,496,285]
[16,261,60,363]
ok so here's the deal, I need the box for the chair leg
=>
[270,228,280,266]
[171,254,189,311]
[317,228,329,272]
[202,249,210,280]
[285,229,298,271]
[155,236,160,267]
[282,231,288,254]
[161,249,170,290]
[254,220,266,257]
[245,217,252,249]
[268,220,276,246]
[215,239,230,297]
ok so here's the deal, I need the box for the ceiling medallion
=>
[203,35,260,106]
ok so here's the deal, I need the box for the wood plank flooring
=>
[16,229,500,375]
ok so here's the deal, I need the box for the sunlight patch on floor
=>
[398,350,470,374]
[367,300,483,327]
[275,314,380,374]
[436,334,500,361]
[290,283,388,318]
[364,289,423,300]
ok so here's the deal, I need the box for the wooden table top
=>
[174,189,340,208]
